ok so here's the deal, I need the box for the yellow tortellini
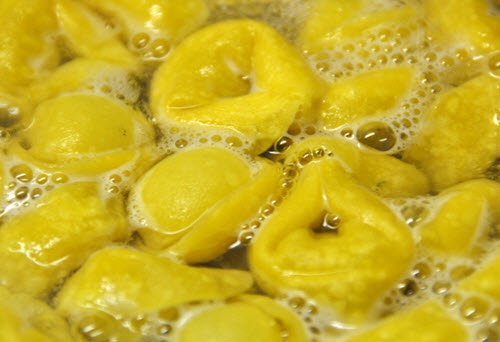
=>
[56,247,253,340]
[424,0,500,54]
[346,302,468,342]
[419,179,500,256]
[284,137,429,197]
[250,155,415,324]
[320,66,416,129]
[459,252,500,300]
[404,74,499,191]
[151,19,324,153]
[0,0,60,87]
[0,182,128,299]
[178,295,308,342]
[298,0,418,53]
[11,93,154,176]
[0,286,72,342]
[27,58,141,106]
[56,0,138,69]
[81,0,209,47]
[129,147,281,263]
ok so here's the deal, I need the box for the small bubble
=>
[15,186,29,200]
[283,164,299,178]
[443,293,461,307]
[30,188,43,200]
[158,307,180,322]
[288,296,306,309]
[250,220,261,229]
[401,206,428,227]
[313,148,325,159]
[432,281,451,295]
[109,174,122,184]
[460,296,489,321]
[239,231,254,245]
[356,122,396,151]
[305,126,316,135]
[285,122,301,136]
[341,128,353,138]
[488,51,500,77]
[261,204,274,216]
[274,136,294,152]
[398,279,418,296]
[315,212,341,234]
[108,186,120,194]
[211,135,222,142]
[10,164,33,183]
[151,39,170,58]
[157,323,172,335]
[298,150,313,165]
[175,138,188,148]
[132,32,150,49]
[52,173,68,184]
[412,262,432,279]
[226,136,242,147]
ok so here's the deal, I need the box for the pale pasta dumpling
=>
[319,66,416,129]
[0,182,128,299]
[250,154,415,323]
[419,179,500,256]
[0,286,72,342]
[129,147,280,263]
[11,93,154,176]
[404,74,499,191]
[55,247,253,341]
[178,295,308,342]
[151,19,324,153]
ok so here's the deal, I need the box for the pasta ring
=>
[129,147,281,263]
[250,156,414,323]
[0,182,128,299]
[151,19,324,153]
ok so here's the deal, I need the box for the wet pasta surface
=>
[0,0,499,341]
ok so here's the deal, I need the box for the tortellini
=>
[0,286,72,342]
[0,0,60,87]
[423,0,500,54]
[404,74,499,191]
[459,252,500,300]
[284,137,429,197]
[178,295,308,342]
[56,247,253,340]
[298,0,418,53]
[56,0,139,69]
[250,155,415,323]
[81,0,209,47]
[151,19,324,153]
[419,179,500,256]
[27,58,141,106]
[0,182,128,298]
[319,66,416,129]
[346,302,468,342]
[129,147,280,263]
[11,93,154,176]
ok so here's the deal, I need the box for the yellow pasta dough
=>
[11,93,154,175]
[250,157,414,323]
[0,286,73,342]
[129,147,281,262]
[178,295,308,342]
[419,179,500,256]
[0,182,128,298]
[404,74,499,191]
[56,247,253,340]
[151,19,324,153]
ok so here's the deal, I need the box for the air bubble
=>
[356,122,396,151]
[10,164,33,183]
[132,32,150,49]
[151,39,170,58]
[460,296,490,322]
[15,187,29,200]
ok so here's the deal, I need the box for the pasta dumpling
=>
[250,156,414,323]
[0,182,128,299]
[11,93,154,176]
[151,19,324,153]
[129,147,281,263]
